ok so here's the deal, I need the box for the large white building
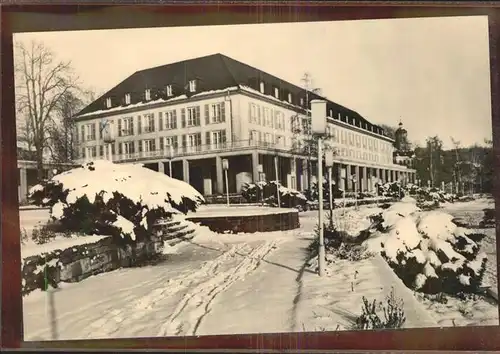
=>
[73,53,416,196]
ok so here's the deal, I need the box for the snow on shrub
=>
[364,199,488,295]
[28,160,204,243]
[377,182,405,199]
[240,181,307,209]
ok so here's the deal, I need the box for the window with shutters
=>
[263,108,272,127]
[80,125,85,142]
[206,102,225,124]
[121,141,135,157]
[249,130,260,143]
[356,151,361,160]
[356,134,361,148]
[209,130,226,150]
[332,128,338,143]
[143,113,155,133]
[118,117,134,136]
[275,111,285,130]
[185,133,201,153]
[85,146,97,158]
[85,123,96,141]
[143,139,156,154]
[185,106,200,127]
[164,110,177,129]
[99,145,104,157]
[249,103,258,123]
[125,93,131,105]
[264,133,272,145]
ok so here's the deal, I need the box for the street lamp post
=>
[222,158,230,207]
[311,99,327,277]
[325,150,335,228]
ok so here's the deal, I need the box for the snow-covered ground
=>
[19,199,499,340]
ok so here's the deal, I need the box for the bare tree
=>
[50,90,88,163]
[15,40,79,180]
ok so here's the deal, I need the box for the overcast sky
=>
[14,15,492,149]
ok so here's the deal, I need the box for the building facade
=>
[73,53,416,196]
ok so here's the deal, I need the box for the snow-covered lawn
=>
[22,225,305,340]
[20,199,499,340]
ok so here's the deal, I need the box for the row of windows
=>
[81,129,228,158]
[249,103,286,131]
[249,130,286,146]
[104,80,197,109]
[79,102,226,142]
[339,148,392,164]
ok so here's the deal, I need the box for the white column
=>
[19,167,28,203]
[182,159,190,184]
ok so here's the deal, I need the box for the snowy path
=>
[22,228,306,340]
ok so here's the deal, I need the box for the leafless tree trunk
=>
[15,40,78,180]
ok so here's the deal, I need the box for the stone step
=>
[163,227,196,241]
[165,223,190,233]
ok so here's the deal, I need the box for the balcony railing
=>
[77,139,295,163]
[77,139,413,171]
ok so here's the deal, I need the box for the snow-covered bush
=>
[364,200,488,295]
[240,181,307,209]
[354,288,406,330]
[305,181,344,201]
[480,208,495,228]
[308,220,376,262]
[29,160,204,244]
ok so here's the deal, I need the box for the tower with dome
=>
[393,121,415,168]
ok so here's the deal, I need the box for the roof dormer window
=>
[145,89,151,101]
[329,109,333,117]
[105,97,112,108]
[166,85,173,97]
[189,80,197,93]
[300,97,304,106]
[288,93,292,103]
[274,87,279,99]
[260,81,265,93]
[124,93,131,105]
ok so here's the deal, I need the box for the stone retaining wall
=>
[186,210,300,234]
[22,236,163,296]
